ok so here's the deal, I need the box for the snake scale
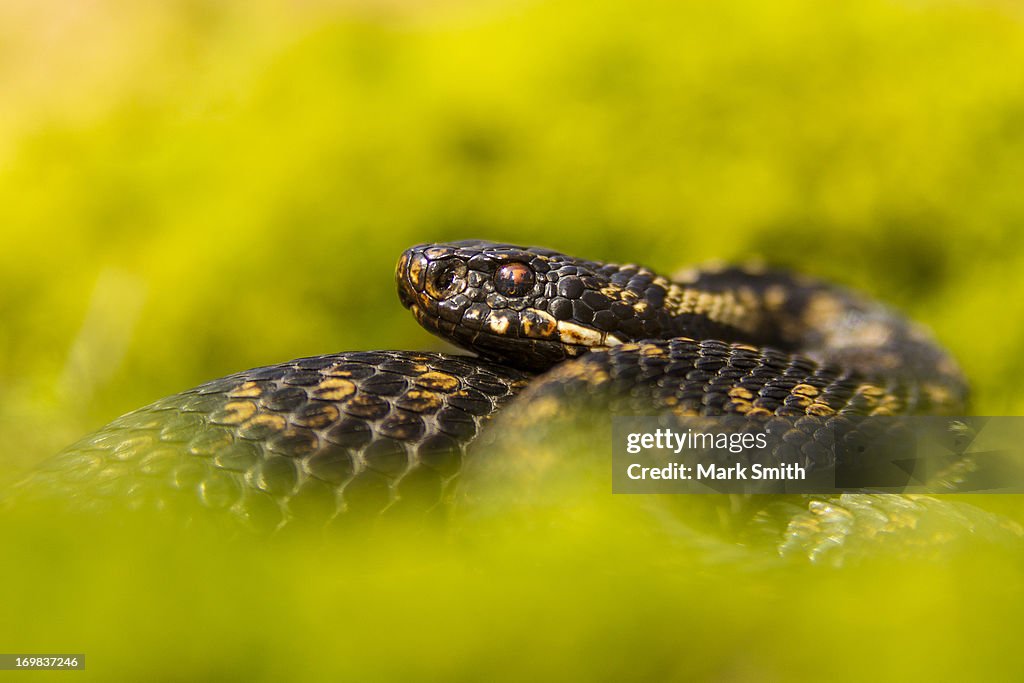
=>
[8,240,1019,559]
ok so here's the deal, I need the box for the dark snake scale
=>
[9,241,1019,558]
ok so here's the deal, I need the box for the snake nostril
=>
[396,250,434,310]
[425,259,467,300]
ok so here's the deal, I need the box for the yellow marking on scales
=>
[662,283,757,333]
[637,343,666,357]
[241,413,287,433]
[729,399,753,414]
[414,371,460,392]
[803,292,847,329]
[792,384,820,398]
[521,309,557,338]
[545,359,610,385]
[228,381,263,399]
[728,387,755,401]
[922,382,955,407]
[806,402,836,417]
[786,395,812,410]
[397,389,444,413]
[763,285,788,312]
[311,378,356,401]
[599,284,641,303]
[292,403,340,429]
[211,400,258,425]
[485,311,512,335]
[555,320,623,348]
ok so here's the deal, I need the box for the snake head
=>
[396,240,676,370]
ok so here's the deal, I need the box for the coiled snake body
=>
[10,241,1018,558]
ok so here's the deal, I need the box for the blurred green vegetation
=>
[2,502,1023,682]
[3,0,1024,679]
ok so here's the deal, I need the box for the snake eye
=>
[425,259,467,299]
[494,262,535,297]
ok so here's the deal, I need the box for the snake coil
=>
[10,240,1017,560]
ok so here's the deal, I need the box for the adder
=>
[9,240,1018,559]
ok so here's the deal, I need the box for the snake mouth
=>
[406,300,623,370]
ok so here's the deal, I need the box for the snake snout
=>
[396,247,429,310]
[397,276,417,310]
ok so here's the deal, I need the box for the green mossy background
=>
[2,0,1024,680]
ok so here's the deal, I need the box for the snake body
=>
[18,352,529,526]
[11,240,1013,557]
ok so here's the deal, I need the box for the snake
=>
[8,240,1020,560]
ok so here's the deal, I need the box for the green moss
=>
[2,0,1024,678]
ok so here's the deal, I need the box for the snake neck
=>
[666,265,969,413]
